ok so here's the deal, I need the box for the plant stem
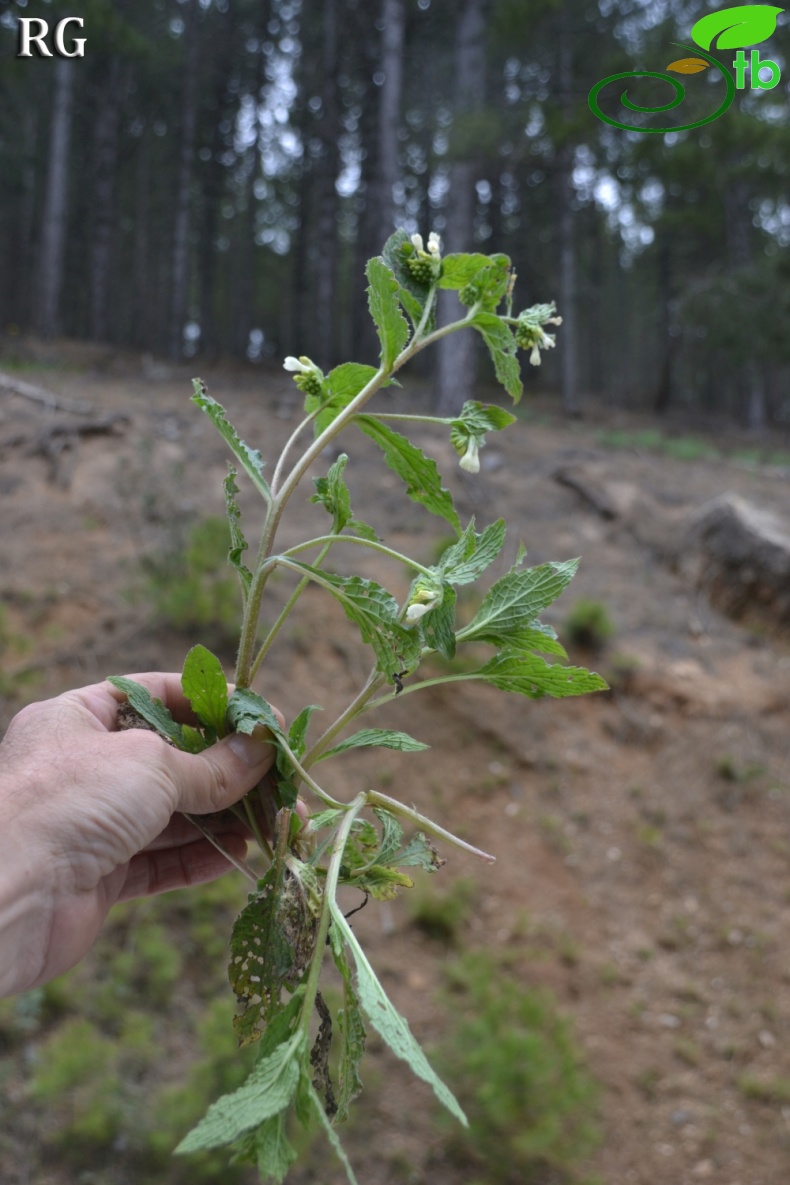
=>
[183,814,259,883]
[282,534,434,577]
[302,668,388,769]
[365,790,496,864]
[366,671,482,709]
[248,540,335,683]
[355,412,451,425]
[299,792,367,1037]
[235,305,479,688]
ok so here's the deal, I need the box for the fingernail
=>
[227,732,270,767]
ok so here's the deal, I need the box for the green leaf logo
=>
[691,4,783,50]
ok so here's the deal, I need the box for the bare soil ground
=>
[2,349,790,1185]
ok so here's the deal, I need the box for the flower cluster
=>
[405,232,442,285]
[284,355,325,398]
[514,302,563,366]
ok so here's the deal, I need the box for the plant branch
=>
[282,534,434,577]
[365,790,496,864]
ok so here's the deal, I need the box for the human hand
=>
[0,673,279,997]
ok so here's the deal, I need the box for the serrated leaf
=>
[691,4,782,50]
[457,255,511,311]
[371,807,405,866]
[355,416,461,534]
[181,644,229,736]
[471,620,568,659]
[252,1111,298,1183]
[471,312,523,402]
[329,927,366,1124]
[289,705,322,759]
[227,687,285,741]
[460,558,579,643]
[451,400,517,439]
[229,865,318,1046]
[382,229,435,331]
[192,380,271,503]
[438,518,506,586]
[318,729,429,761]
[367,256,410,370]
[285,562,421,677]
[307,363,380,438]
[308,808,347,833]
[330,904,467,1124]
[107,676,184,747]
[394,832,445,872]
[174,1031,304,1154]
[474,650,608,699]
[311,454,377,541]
[420,582,457,660]
[343,864,414,900]
[224,467,253,596]
[666,56,709,72]
[304,1075,360,1185]
[437,252,496,290]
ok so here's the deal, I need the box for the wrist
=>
[0,775,54,998]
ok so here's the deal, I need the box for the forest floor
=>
[1,347,790,1185]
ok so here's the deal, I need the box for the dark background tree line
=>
[0,0,788,425]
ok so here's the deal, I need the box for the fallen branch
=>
[0,370,94,415]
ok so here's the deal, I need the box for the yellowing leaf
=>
[666,57,709,73]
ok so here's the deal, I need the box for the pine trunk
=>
[36,59,76,339]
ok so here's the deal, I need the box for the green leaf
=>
[284,562,421,677]
[192,380,271,503]
[474,650,608,699]
[308,807,347,833]
[106,676,184,747]
[437,253,495,290]
[473,620,568,659]
[371,806,405,866]
[181,645,229,737]
[438,518,507,586]
[318,729,429,761]
[307,363,380,437]
[382,229,435,331]
[303,1075,360,1185]
[420,582,457,660]
[311,454,377,541]
[471,312,523,402]
[180,724,210,753]
[174,1032,305,1154]
[329,927,366,1125]
[367,256,410,370]
[355,416,461,534]
[330,904,467,1124]
[450,398,518,440]
[457,255,511,311]
[288,705,322,759]
[460,558,579,644]
[227,688,285,741]
[224,467,252,596]
[229,865,318,1046]
[691,4,783,49]
[342,863,415,900]
[252,1112,298,1183]
[394,832,444,872]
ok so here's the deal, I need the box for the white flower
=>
[529,329,557,367]
[405,599,438,623]
[410,233,425,252]
[459,437,480,473]
[283,355,312,373]
[427,232,441,257]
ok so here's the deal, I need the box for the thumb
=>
[167,731,277,815]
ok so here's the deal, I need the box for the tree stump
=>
[681,493,790,630]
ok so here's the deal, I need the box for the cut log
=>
[681,493,790,629]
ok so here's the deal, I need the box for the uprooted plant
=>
[109,229,607,1183]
